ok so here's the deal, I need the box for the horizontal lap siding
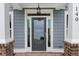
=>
[53,10,64,48]
[13,10,25,49]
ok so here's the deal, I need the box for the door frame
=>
[27,16,48,52]
[25,9,54,52]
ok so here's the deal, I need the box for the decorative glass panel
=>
[48,20,51,47]
[27,19,30,47]
[34,20,44,40]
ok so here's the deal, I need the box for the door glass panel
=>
[48,20,51,47]
[34,20,44,40]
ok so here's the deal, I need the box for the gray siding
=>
[53,10,64,48]
[13,10,25,49]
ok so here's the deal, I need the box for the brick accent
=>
[64,41,79,56]
[0,41,14,56]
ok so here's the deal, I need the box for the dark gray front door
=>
[32,18,46,51]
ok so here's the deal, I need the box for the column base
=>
[0,41,14,56]
[64,41,79,56]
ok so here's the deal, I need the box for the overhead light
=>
[65,4,68,11]
[37,3,41,14]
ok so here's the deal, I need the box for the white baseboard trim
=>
[52,49,64,52]
[14,49,26,53]
[14,49,64,53]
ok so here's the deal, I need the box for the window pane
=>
[9,15,11,38]
[48,20,51,47]
[34,20,44,40]
[27,19,30,47]
[66,15,68,28]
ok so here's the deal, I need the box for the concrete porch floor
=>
[14,52,64,56]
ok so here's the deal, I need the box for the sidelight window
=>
[27,19,30,47]
[48,20,51,47]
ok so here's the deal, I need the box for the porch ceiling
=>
[10,3,67,10]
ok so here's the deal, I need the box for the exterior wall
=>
[13,10,25,49]
[72,3,79,43]
[65,3,79,43]
[0,3,5,43]
[0,3,10,43]
[53,9,64,48]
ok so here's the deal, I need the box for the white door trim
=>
[24,9,56,52]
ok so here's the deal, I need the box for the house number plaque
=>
[75,7,79,22]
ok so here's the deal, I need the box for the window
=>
[48,20,51,47]
[66,14,68,28]
[9,15,12,38]
[66,14,68,37]
[27,19,30,47]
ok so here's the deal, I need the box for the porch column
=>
[64,3,79,56]
[0,3,14,56]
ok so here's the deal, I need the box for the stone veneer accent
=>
[1,40,79,56]
[0,41,14,56]
[64,41,79,56]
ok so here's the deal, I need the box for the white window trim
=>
[9,11,14,40]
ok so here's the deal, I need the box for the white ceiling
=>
[20,3,66,8]
[11,3,67,10]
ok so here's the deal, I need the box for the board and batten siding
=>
[53,9,64,48]
[13,10,25,49]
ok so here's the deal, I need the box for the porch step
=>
[15,52,63,56]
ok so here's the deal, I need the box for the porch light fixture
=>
[37,3,41,14]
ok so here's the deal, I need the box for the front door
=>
[32,17,46,51]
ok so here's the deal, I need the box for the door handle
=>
[40,36,44,40]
